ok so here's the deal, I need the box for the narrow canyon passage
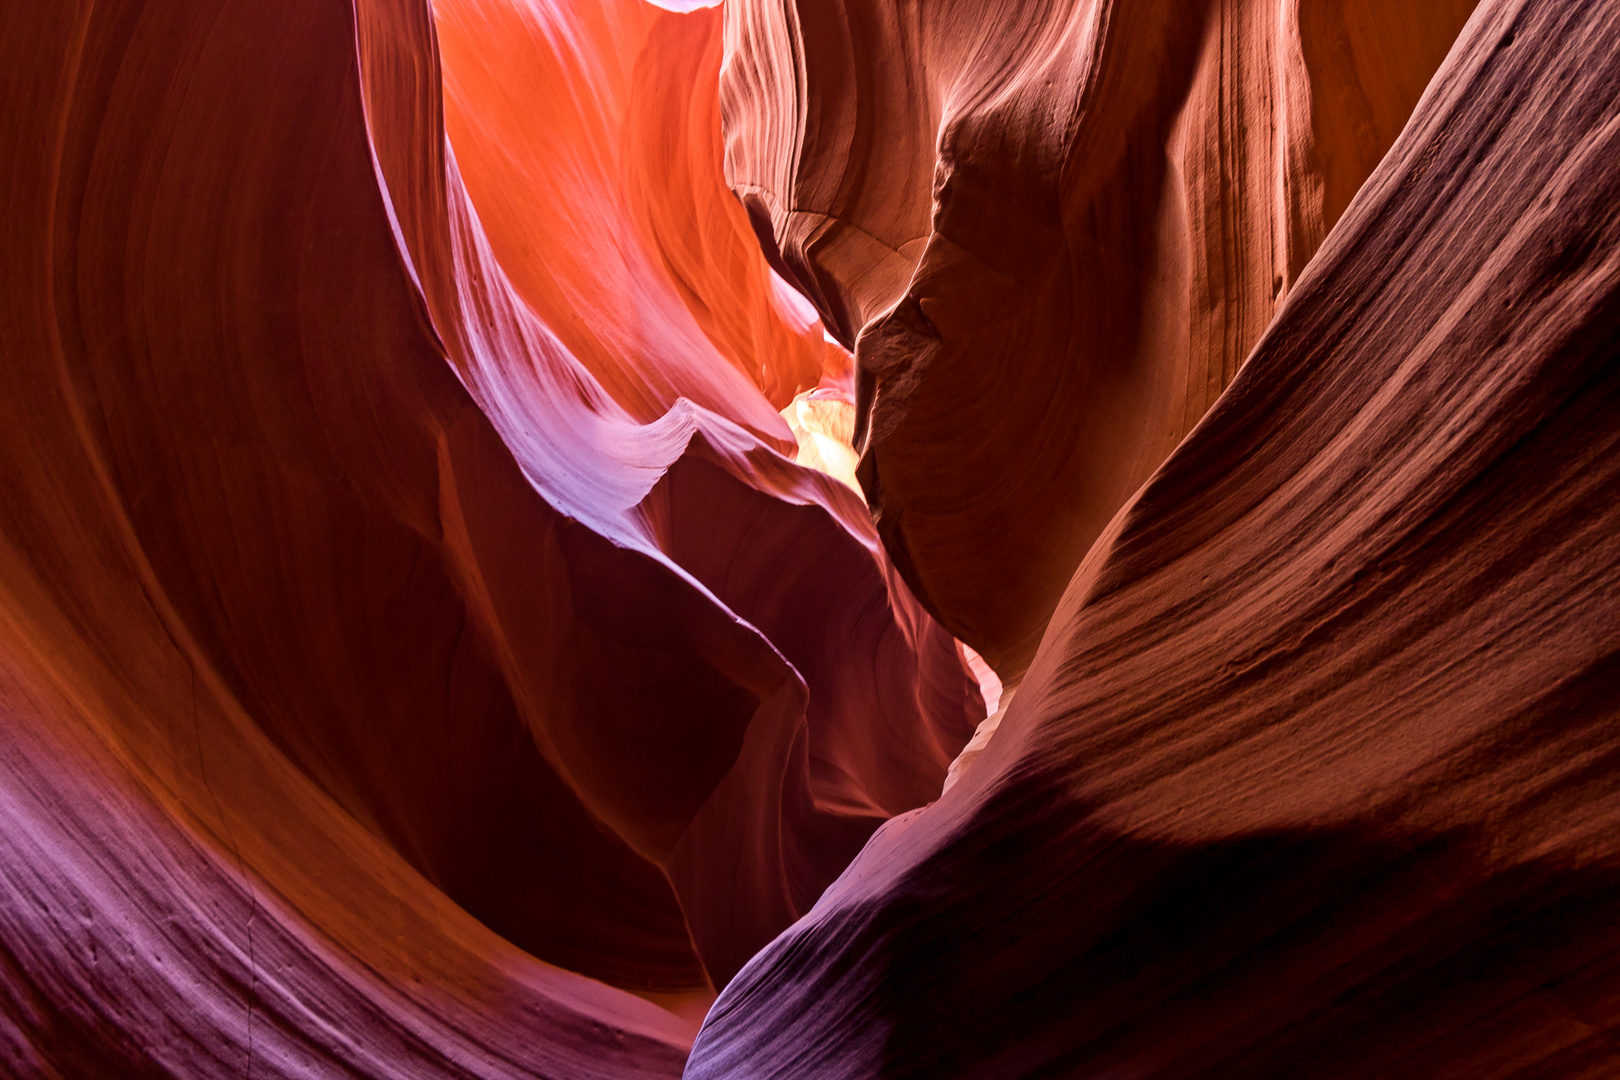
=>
[2,2,1618,1079]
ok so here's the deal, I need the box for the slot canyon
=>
[3,0,1619,1076]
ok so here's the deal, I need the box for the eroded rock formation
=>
[693,1,1620,1074]
[2,0,1617,1077]
[723,0,1480,676]
[0,1,975,1074]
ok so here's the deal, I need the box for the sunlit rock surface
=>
[3,0,1618,1077]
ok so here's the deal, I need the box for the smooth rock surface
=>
[0,1,976,1074]
[5,0,1619,1076]
[722,0,1479,676]
[690,2,1620,1074]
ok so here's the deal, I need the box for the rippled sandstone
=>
[694,2,1620,1075]
[3,1,1619,1078]
[722,0,1479,676]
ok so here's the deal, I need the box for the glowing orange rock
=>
[0,0,976,1074]
[6,0,1620,1077]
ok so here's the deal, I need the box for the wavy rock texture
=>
[0,0,977,1075]
[5,0,1619,1077]
[691,1,1620,1075]
[723,0,1479,675]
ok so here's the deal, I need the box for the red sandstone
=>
[2,1,1616,1077]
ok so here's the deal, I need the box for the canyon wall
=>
[0,1,975,1075]
[722,0,1479,676]
[691,1,1620,1075]
[4,0,1617,1077]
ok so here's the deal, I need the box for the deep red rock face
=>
[2,0,1617,1078]
[0,0,975,1074]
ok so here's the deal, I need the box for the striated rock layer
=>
[0,0,977,1075]
[723,0,1479,676]
[5,0,1620,1075]
[690,1,1620,1075]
